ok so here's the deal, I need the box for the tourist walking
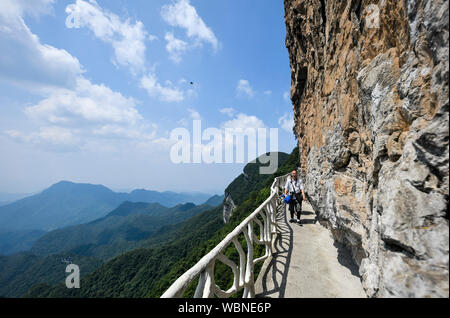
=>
[284,170,306,224]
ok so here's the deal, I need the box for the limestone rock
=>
[222,192,236,224]
[284,0,448,297]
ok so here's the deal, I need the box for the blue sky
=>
[0,0,296,195]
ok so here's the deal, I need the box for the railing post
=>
[267,201,273,233]
[232,237,246,288]
[194,270,207,298]
[202,261,216,298]
[216,253,240,296]
[261,207,271,257]
[243,222,255,298]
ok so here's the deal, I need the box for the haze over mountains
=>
[21,150,296,298]
[0,193,32,207]
[0,191,224,298]
[0,181,215,232]
[0,181,220,255]
[0,151,291,298]
[0,200,220,298]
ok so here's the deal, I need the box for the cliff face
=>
[284,0,448,297]
[223,193,236,223]
[222,152,290,223]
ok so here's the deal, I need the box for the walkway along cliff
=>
[284,0,449,297]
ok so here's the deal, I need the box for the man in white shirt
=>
[284,170,306,224]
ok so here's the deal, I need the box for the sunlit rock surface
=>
[284,0,448,297]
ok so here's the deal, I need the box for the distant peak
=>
[44,180,113,193]
[54,180,74,185]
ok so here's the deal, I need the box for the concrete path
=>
[255,201,367,298]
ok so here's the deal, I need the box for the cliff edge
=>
[284,0,448,297]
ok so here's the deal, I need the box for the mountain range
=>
[0,182,220,256]
[22,149,298,298]
[0,199,221,297]
[0,181,215,232]
[0,149,296,298]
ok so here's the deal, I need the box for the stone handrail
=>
[161,173,289,298]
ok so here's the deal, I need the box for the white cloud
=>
[92,123,156,141]
[283,91,290,102]
[278,113,294,133]
[0,1,83,91]
[264,90,272,96]
[219,107,236,117]
[187,108,201,120]
[25,78,142,126]
[135,136,176,152]
[148,34,158,42]
[222,113,265,130]
[1,0,162,153]
[220,113,268,163]
[35,126,79,145]
[15,77,159,147]
[5,126,81,152]
[177,118,188,127]
[65,1,191,103]
[165,32,188,63]
[65,0,148,74]
[140,73,184,102]
[161,0,218,51]
[5,122,160,153]
[6,76,159,151]
[186,88,198,98]
[0,0,55,20]
[236,79,254,98]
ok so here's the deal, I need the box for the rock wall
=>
[284,0,448,297]
[223,192,236,223]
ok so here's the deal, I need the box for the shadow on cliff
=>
[333,241,361,278]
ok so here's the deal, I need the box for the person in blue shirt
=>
[284,170,306,224]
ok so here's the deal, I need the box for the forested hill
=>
[0,200,218,297]
[30,202,214,259]
[25,148,299,298]
[0,252,103,298]
[225,152,289,206]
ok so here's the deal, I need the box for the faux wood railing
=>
[161,173,289,298]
